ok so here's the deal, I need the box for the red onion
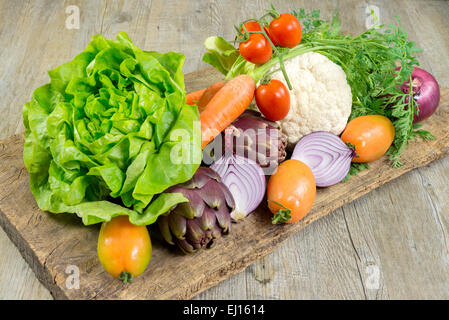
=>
[291,132,355,187]
[210,153,266,221]
[400,67,440,123]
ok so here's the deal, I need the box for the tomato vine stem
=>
[269,200,292,224]
[235,8,294,90]
[119,271,134,283]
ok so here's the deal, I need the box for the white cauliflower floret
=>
[269,52,352,145]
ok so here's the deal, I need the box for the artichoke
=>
[207,110,287,172]
[158,167,235,253]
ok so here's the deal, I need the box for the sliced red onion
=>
[399,67,440,123]
[210,153,266,221]
[291,131,355,187]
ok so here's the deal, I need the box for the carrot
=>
[197,81,226,113]
[200,75,255,149]
[186,88,206,106]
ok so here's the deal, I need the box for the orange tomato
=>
[341,115,395,163]
[97,216,152,282]
[267,160,316,223]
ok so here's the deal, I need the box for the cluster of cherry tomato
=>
[238,13,302,64]
[238,13,302,122]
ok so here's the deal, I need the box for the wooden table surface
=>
[1,0,448,300]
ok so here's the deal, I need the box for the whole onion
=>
[210,154,266,221]
[400,67,440,123]
[291,132,355,187]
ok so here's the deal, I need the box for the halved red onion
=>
[210,153,266,221]
[291,131,355,187]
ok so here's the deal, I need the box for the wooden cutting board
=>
[0,68,448,300]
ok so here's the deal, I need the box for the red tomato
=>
[239,21,276,45]
[268,13,302,48]
[255,79,290,121]
[341,115,395,163]
[239,21,262,35]
[239,33,272,65]
[267,160,316,223]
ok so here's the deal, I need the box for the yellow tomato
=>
[268,160,316,223]
[97,216,151,282]
[341,115,395,163]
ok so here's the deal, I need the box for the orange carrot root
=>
[186,89,206,106]
[197,81,226,113]
[200,75,255,149]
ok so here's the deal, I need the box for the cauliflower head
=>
[269,52,352,145]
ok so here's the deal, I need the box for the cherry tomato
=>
[267,160,316,224]
[239,21,275,44]
[341,115,395,163]
[97,216,152,282]
[239,33,272,65]
[255,79,290,121]
[268,13,302,48]
[239,21,262,35]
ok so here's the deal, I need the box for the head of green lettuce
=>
[23,32,202,226]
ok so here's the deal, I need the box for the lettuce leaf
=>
[202,36,240,76]
[23,32,202,225]
[202,36,287,82]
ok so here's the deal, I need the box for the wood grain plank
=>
[0,225,52,299]
[0,82,448,300]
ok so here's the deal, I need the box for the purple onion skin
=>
[400,67,440,123]
[291,131,355,187]
[210,154,266,221]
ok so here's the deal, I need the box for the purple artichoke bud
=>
[216,110,287,169]
[157,167,235,254]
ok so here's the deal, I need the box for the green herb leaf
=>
[343,163,370,182]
